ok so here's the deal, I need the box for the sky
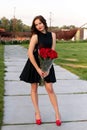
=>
[0,0,87,27]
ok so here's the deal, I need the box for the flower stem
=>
[39,78,44,86]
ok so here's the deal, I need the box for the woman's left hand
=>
[43,71,49,77]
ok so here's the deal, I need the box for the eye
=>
[35,23,38,27]
[39,22,42,25]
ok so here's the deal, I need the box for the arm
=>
[51,32,56,50]
[27,34,44,77]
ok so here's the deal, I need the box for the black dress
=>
[19,32,56,83]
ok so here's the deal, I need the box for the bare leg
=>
[45,82,61,120]
[31,83,41,119]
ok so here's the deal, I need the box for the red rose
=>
[38,48,58,59]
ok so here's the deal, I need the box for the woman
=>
[20,15,61,126]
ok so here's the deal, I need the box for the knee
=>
[46,86,54,94]
[47,88,54,94]
[31,83,38,93]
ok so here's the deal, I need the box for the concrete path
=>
[1,45,87,130]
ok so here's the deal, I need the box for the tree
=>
[0,17,10,31]
[0,17,31,32]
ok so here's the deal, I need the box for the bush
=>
[0,40,29,45]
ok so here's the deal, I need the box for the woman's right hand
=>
[37,68,44,78]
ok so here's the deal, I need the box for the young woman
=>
[20,15,61,126]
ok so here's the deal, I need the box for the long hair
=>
[30,15,48,36]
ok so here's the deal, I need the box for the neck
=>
[41,30,47,34]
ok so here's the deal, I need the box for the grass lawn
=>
[0,44,4,128]
[22,41,87,80]
[55,42,87,80]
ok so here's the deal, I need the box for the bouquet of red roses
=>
[38,48,58,85]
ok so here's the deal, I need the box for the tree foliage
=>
[0,17,30,32]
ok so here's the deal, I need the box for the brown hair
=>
[30,15,48,36]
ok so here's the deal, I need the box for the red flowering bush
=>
[38,48,58,59]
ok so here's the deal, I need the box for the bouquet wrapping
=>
[38,48,58,86]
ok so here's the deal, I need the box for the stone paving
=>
[1,45,87,130]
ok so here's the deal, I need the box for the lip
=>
[38,27,42,30]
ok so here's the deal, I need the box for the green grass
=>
[0,44,5,128]
[55,42,87,80]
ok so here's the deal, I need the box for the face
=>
[34,19,45,32]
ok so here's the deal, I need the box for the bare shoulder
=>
[30,34,38,43]
[51,32,56,38]
[31,34,38,40]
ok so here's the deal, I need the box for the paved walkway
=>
[1,45,87,130]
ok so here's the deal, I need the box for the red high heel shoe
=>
[56,120,61,126]
[36,119,42,125]
[35,113,42,125]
